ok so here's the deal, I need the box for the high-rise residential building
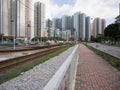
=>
[71,15,74,38]
[73,12,88,41]
[101,19,106,34]
[62,15,71,31]
[0,0,35,41]
[92,18,106,37]
[51,18,62,37]
[25,0,34,40]
[62,15,72,40]
[34,2,45,37]
[74,12,80,40]
[115,3,120,23]
[9,0,25,38]
[46,19,52,28]
[80,13,86,40]
[85,16,91,41]
[51,18,56,37]
[56,18,62,29]
[115,4,120,23]
[97,18,102,34]
[61,16,66,39]
[0,0,10,36]
[45,19,52,37]
[25,0,31,41]
[30,0,34,39]
[62,16,66,31]
[92,19,97,37]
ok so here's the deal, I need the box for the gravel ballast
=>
[0,46,75,90]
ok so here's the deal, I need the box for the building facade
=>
[0,0,36,41]
[25,0,31,41]
[9,0,26,38]
[62,15,72,40]
[73,12,90,41]
[34,2,45,37]
[0,0,10,36]
[71,15,74,38]
[51,18,62,37]
[62,15,71,31]
[80,13,86,40]
[85,16,91,41]
[73,12,79,40]
[92,18,106,37]
[101,19,106,34]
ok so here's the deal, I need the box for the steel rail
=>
[0,44,63,53]
[0,45,66,73]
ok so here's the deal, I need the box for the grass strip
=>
[86,45,120,71]
[0,45,73,84]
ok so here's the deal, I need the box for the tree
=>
[69,37,74,41]
[96,34,104,42]
[90,35,96,42]
[104,23,120,44]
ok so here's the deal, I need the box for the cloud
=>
[49,4,73,18]
[38,0,73,19]
[38,0,119,25]
[72,0,119,19]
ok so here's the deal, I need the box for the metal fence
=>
[43,45,79,90]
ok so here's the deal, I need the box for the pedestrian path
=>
[75,44,120,90]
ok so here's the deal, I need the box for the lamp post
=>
[11,20,15,50]
[27,24,30,41]
[40,36,42,45]
[27,24,31,47]
[73,28,76,40]
[1,33,4,45]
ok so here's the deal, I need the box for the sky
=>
[37,0,120,25]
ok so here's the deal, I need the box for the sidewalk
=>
[75,44,120,90]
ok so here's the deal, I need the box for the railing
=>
[43,45,79,90]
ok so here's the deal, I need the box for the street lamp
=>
[11,20,15,50]
[73,28,76,40]
[1,33,4,45]
[27,24,31,47]
[40,36,42,45]
[27,24,30,41]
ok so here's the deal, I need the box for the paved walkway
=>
[75,44,120,90]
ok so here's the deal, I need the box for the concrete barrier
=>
[43,45,79,90]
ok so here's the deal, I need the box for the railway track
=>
[0,45,66,73]
[0,44,63,53]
